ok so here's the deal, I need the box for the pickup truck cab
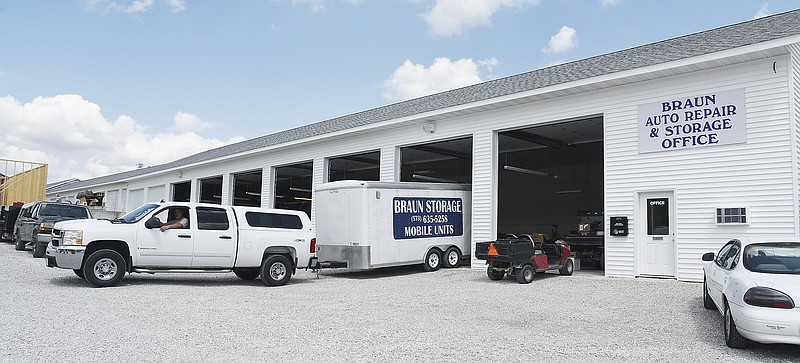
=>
[46,202,315,287]
[14,201,92,258]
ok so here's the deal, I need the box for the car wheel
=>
[260,255,292,286]
[73,269,85,279]
[515,264,535,284]
[487,267,505,280]
[33,242,45,258]
[83,249,127,288]
[724,302,750,349]
[443,247,461,268]
[422,249,441,272]
[234,268,260,280]
[703,277,715,310]
[14,231,25,251]
[559,258,574,275]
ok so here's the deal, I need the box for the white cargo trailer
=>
[313,180,471,271]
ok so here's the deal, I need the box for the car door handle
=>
[178,234,192,238]
[219,236,232,240]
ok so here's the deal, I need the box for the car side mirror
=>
[701,252,715,261]
[144,217,162,229]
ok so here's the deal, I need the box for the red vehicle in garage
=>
[475,234,574,284]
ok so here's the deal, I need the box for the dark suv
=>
[14,202,92,258]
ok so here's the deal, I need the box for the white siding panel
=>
[605,56,793,281]
[470,130,496,268]
[790,43,800,238]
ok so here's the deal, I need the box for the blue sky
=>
[1,0,798,182]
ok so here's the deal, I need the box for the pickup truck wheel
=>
[14,231,25,251]
[487,267,505,280]
[83,249,127,288]
[234,268,260,280]
[261,255,292,286]
[559,258,574,276]
[423,249,441,272]
[515,265,535,284]
[33,241,46,258]
[443,247,461,268]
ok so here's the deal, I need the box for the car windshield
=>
[38,204,89,218]
[118,203,159,223]
[743,242,800,274]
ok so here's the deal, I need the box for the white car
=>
[702,236,800,348]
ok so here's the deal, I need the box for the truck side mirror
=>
[701,252,715,261]
[144,217,162,229]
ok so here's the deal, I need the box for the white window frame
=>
[715,206,748,225]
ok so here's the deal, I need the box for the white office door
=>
[638,192,675,277]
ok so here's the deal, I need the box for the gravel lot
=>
[1,241,798,362]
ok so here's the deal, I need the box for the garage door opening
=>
[274,161,313,216]
[198,176,223,204]
[172,181,190,202]
[328,150,380,182]
[399,136,472,184]
[498,116,604,269]
[232,170,262,207]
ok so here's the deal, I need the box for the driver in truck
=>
[160,208,188,231]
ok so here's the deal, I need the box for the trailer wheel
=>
[261,255,292,286]
[443,247,461,268]
[559,258,574,276]
[83,249,127,288]
[515,265,534,284]
[487,267,505,280]
[423,249,441,272]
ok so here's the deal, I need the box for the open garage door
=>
[400,137,472,184]
[274,162,313,216]
[328,150,380,182]
[498,117,604,270]
[232,170,262,207]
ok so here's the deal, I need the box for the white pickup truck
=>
[45,202,315,287]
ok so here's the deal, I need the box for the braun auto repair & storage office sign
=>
[638,89,746,153]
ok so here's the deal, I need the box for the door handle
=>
[178,235,191,238]
[219,236,232,240]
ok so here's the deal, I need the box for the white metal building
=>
[47,10,800,282]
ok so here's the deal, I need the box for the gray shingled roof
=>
[51,9,800,193]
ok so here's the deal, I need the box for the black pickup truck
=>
[14,201,92,258]
[475,234,574,284]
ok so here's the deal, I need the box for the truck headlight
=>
[39,222,55,234]
[62,230,84,246]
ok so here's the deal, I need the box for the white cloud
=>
[423,0,540,37]
[542,25,577,54]
[598,0,619,7]
[86,0,185,13]
[0,94,244,182]
[381,57,497,101]
[292,0,327,13]
[166,0,186,12]
[755,2,770,18]
[172,111,214,133]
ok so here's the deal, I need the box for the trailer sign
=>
[393,197,463,240]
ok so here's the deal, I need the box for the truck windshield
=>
[119,204,159,223]
[39,204,89,218]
